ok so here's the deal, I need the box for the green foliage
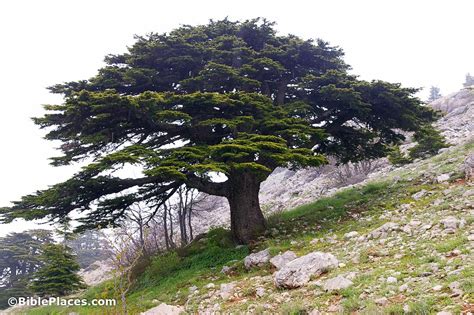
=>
[1,18,439,241]
[387,146,412,166]
[29,244,85,297]
[0,230,53,310]
[435,236,467,253]
[409,126,448,159]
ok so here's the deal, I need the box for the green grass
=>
[435,236,467,253]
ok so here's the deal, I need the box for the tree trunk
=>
[227,171,267,244]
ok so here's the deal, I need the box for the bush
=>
[409,126,448,159]
[388,146,412,166]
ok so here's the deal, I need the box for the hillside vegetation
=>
[20,138,473,314]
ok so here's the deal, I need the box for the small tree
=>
[464,73,474,87]
[387,146,412,166]
[409,126,448,159]
[428,86,442,102]
[30,244,85,297]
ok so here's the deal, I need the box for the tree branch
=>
[186,175,229,197]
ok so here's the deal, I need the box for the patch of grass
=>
[267,181,391,239]
[435,236,467,253]
[385,304,404,315]
[342,295,361,312]
[279,300,307,315]
[406,300,433,315]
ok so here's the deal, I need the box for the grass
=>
[435,236,467,253]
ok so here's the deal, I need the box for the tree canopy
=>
[0,18,438,243]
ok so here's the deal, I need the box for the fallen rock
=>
[256,287,265,298]
[386,276,397,284]
[412,190,427,200]
[436,173,450,183]
[463,189,474,197]
[367,222,400,239]
[274,252,339,288]
[244,248,271,269]
[399,284,408,292]
[270,251,297,270]
[219,282,236,300]
[440,216,463,230]
[462,152,474,180]
[374,297,389,306]
[322,275,353,291]
[221,265,231,274]
[140,303,184,315]
[344,231,359,239]
[448,281,463,296]
[189,285,198,294]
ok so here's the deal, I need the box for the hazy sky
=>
[0,0,473,236]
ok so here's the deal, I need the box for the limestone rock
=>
[274,252,338,288]
[219,282,236,300]
[440,216,463,230]
[462,152,474,180]
[256,287,265,298]
[270,251,297,270]
[374,297,388,306]
[344,231,359,239]
[412,190,427,200]
[386,276,397,284]
[436,173,450,183]
[140,303,184,315]
[244,248,271,269]
[367,222,400,239]
[322,275,353,291]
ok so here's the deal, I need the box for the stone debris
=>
[244,248,271,269]
[322,275,353,291]
[274,252,338,288]
[140,303,184,315]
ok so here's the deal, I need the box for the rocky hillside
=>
[17,88,473,315]
[163,140,472,315]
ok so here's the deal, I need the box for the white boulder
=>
[274,252,338,288]
[244,248,271,269]
[141,303,184,315]
[322,275,353,291]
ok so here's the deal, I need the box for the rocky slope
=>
[175,140,473,315]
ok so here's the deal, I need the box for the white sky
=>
[0,0,473,236]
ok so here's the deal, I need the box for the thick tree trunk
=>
[227,171,267,244]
